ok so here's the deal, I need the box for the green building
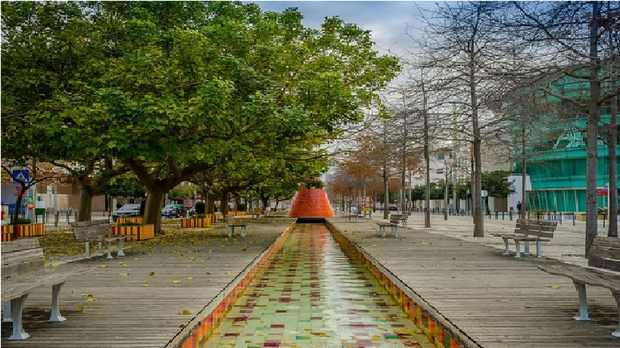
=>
[525,121,619,212]
[518,72,618,213]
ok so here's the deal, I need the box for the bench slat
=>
[539,262,620,290]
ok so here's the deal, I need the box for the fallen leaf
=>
[143,282,150,287]
[75,303,84,312]
[119,262,128,267]
[171,279,181,284]
[178,308,192,315]
[119,272,129,278]
[187,276,193,280]
[149,271,155,277]
[549,284,561,289]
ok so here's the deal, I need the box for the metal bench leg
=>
[49,283,66,322]
[523,241,530,256]
[514,240,521,258]
[535,240,542,258]
[117,239,125,257]
[573,281,590,321]
[612,291,620,337]
[106,240,113,260]
[501,238,510,256]
[8,294,29,340]
[2,301,12,322]
[84,241,90,257]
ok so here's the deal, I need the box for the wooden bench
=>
[538,237,620,337]
[226,217,247,238]
[491,218,558,258]
[1,239,74,340]
[377,214,408,238]
[72,220,125,259]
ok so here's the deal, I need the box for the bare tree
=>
[418,2,513,237]
[508,1,620,254]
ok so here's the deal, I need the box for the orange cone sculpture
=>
[289,187,335,218]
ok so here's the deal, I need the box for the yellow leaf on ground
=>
[549,284,561,289]
[75,303,84,312]
[171,279,181,284]
[119,272,129,278]
[178,308,192,315]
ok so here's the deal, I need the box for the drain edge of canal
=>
[168,222,478,348]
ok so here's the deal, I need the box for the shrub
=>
[195,201,206,216]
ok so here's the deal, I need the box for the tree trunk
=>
[144,188,164,234]
[78,184,93,222]
[261,195,270,212]
[608,61,618,237]
[423,89,431,228]
[383,165,390,220]
[207,196,215,214]
[521,124,527,220]
[444,160,449,220]
[585,2,601,256]
[12,185,26,223]
[220,191,229,216]
[470,57,484,237]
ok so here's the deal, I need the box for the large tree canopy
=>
[2,2,399,230]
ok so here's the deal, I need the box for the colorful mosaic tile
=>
[201,224,432,348]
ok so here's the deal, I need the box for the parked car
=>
[112,203,141,222]
[161,203,184,218]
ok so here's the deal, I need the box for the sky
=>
[252,1,431,58]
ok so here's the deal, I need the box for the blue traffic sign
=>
[11,168,30,183]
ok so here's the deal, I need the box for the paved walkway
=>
[1,220,292,348]
[329,217,619,348]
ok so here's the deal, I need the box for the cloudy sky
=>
[253,1,431,58]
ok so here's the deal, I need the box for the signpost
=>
[10,168,29,183]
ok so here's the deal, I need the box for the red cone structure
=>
[289,187,335,218]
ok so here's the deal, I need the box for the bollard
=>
[573,213,576,226]
[559,212,562,224]
[603,213,606,228]
[502,211,505,220]
[509,210,513,221]
[495,211,498,220]
[54,211,59,227]
[66,210,70,224]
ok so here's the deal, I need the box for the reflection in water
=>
[203,224,432,348]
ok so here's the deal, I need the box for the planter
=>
[112,224,155,241]
[181,215,215,228]
[2,225,14,241]
[117,216,144,225]
[1,223,47,241]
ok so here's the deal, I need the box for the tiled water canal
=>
[203,223,432,348]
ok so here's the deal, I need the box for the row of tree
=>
[1,2,400,231]
[328,2,619,256]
